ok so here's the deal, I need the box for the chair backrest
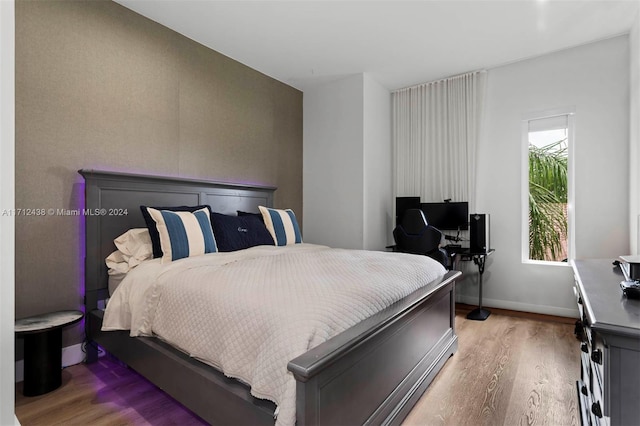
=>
[393,209,443,256]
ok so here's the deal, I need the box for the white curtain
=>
[392,71,486,211]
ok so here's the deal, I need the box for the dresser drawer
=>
[580,351,592,392]
[577,380,591,426]
[592,338,606,408]
[572,259,640,426]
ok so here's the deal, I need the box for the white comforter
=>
[102,243,446,425]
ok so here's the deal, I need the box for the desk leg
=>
[466,255,491,321]
[23,328,62,396]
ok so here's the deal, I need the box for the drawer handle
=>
[581,342,588,353]
[591,349,602,364]
[574,321,585,341]
[581,384,588,396]
[591,401,602,418]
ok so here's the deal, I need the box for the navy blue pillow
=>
[141,205,212,258]
[210,213,274,252]
[237,210,263,222]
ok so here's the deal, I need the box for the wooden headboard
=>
[79,170,275,310]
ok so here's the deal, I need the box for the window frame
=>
[521,107,575,266]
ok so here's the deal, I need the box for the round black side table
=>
[15,310,83,396]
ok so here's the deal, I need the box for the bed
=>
[80,169,461,425]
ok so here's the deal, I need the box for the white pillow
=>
[105,228,153,274]
[115,228,152,258]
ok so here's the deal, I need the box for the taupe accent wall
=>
[15,0,302,356]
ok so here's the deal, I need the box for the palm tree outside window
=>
[522,111,575,263]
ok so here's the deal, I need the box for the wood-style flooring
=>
[404,306,579,426]
[15,307,580,426]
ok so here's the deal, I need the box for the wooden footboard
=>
[289,271,458,425]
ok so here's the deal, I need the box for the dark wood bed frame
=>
[80,169,460,425]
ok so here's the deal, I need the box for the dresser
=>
[571,259,640,426]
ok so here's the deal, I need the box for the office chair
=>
[393,209,449,268]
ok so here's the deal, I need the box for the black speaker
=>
[469,214,490,253]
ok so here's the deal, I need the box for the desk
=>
[448,248,495,321]
[15,310,83,396]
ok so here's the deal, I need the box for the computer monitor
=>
[420,201,469,231]
[395,196,421,226]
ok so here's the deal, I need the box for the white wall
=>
[303,73,392,250]
[304,74,365,249]
[363,74,392,249]
[630,11,640,254]
[472,36,630,317]
[0,0,17,424]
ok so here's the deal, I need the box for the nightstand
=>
[15,310,83,396]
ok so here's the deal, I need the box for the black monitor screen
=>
[421,202,469,231]
[395,197,421,225]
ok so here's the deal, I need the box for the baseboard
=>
[456,294,579,318]
[15,342,85,383]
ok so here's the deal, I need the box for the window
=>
[522,110,574,263]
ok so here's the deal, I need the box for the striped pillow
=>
[146,207,218,262]
[259,206,302,246]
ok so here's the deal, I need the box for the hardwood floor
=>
[404,308,579,426]
[15,309,580,426]
[15,357,208,426]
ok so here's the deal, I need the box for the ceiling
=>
[115,0,640,91]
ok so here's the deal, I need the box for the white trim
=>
[457,294,579,318]
[566,113,576,260]
[521,106,576,122]
[62,343,87,368]
[631,10,640,255]
[521,107,575,263]
[15,343,86,383]
[0,0,16,424]
[522,259,571,267]
[521,120,530,263]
